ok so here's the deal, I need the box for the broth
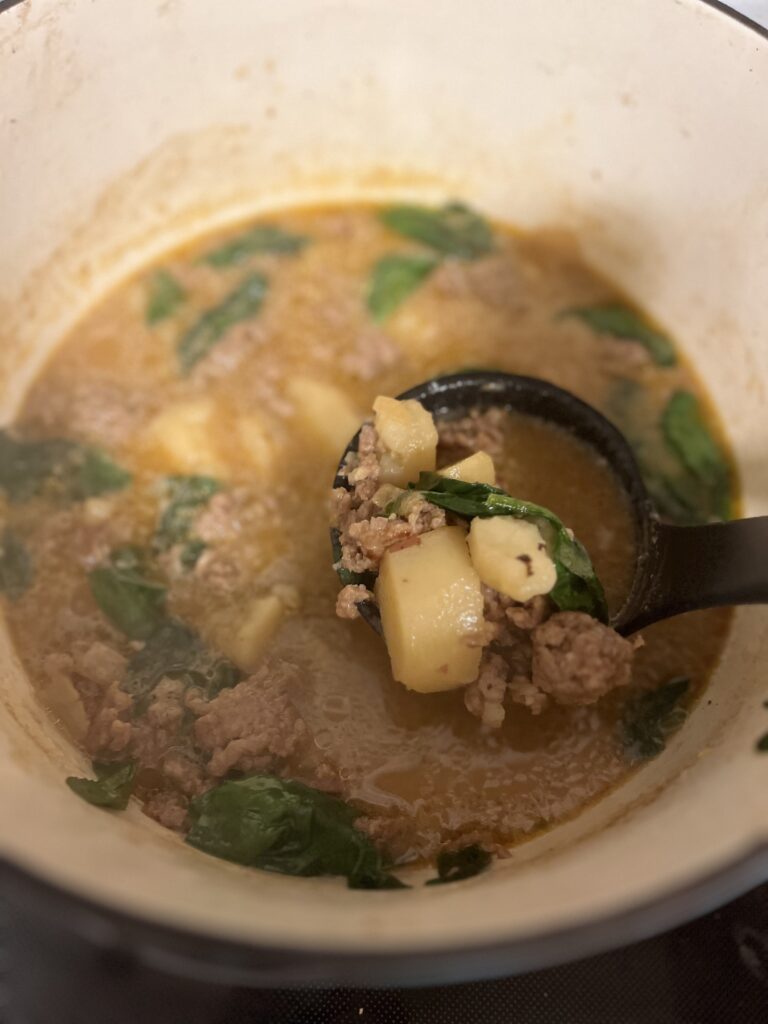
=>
[0,202,733,866]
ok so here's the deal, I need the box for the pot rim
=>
[0,0,766,987]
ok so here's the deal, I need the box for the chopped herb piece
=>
[0,529,32,599]
[146,269,186,324]
[202,225,308,267]
[662,391,731,520]
[123,619,240,703]
[66,761,136,809]
[0,431,130,503]
[154,474,221,560]
[367,252,439,321]
[379,202,493,259]
[186,774,400,888]
[89,546,167,640]
[621,677,690,762]
[561,302,676,367]
[406,474,608,622]
[178,273,268,373]
[73,448,132,500]
[426,845,492,885]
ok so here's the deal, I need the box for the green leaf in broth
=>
[123,618,241,704]
[379,202,494,259]
[407,474,609,622]
[178,273,268,374]
[146,269,186,325]
[155,474,221,552]
[202,225,308,267]
[0,529,32,600]
[662,390,731,520]
[179,538,207,570]
[0,431,131,503]
[186,773,402,889]
[66,761,136,810]
[425,844,492,885]
[621,676,690,762]
[88,546,167,640]
[367,252,440,321]
[561,302,676,367]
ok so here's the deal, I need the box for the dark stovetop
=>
[3,884,768,1024]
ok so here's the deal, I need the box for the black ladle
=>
[331,372,768,636]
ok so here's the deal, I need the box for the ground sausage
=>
[531,611,636,705]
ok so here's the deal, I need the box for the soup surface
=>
[0,202,733,870]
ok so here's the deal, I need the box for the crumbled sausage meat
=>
[437,408,507,462]
[531,611,636,705]
[192,664,307,777]
[336,584,374,619]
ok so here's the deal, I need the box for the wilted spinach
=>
[186,774,403,889]
[154,474,221,568]
[0,529,32,599]
[178,273,268,373]
[0,431,130,503]
[661,391,731,521]
[123,618,240,705]
[202,225,307,267]
[406,474,608,622]
[66,761,136,809]
[379,202,493,260]
[146,269,186,324]
[88,546,167,640]
[621,677,690,762]
[426,845,492,885]
[367,252,440,321]
[560,302,676,367]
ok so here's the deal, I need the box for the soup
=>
[0,202,733,880]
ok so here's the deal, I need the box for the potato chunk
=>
[141,398,226,476]
[438,450,496,485]
[468,517,557,603]
[373,396,438,486]
[287,378,363,455]
[206,593,285,672]
[376,526,483,692]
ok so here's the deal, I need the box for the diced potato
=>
[207,593,285,672]
[287,378,363,454]
[141,398,227,476]
[373,396,438,487]
[468,517,557,603]
[438,450,496,486]
[376,526,483,692]
[234,413,275,478]
[43,675,89,741]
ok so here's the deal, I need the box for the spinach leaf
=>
[0,529,32,599]
[367,253,439,321]
[73,448,132,500]
[178,273,268,373]
[379,202,493,259]
[621,677,690,762]
[426,845,492,885]
[561,302,676,367]
[124,618,241,704]
[408,474,608,622]
[154,474,221,563]
[186,774,401,888]
[89,546,167,640]
[146,269,186,324]
[202,225,308,267]
[662,391,731,520]
[0,431,130,503]
[66,761,136,809]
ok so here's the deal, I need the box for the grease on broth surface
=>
[2,203,732,864]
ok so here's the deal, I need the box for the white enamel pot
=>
[0,0,767,987]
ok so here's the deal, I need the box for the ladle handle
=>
[618,516,768,634]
